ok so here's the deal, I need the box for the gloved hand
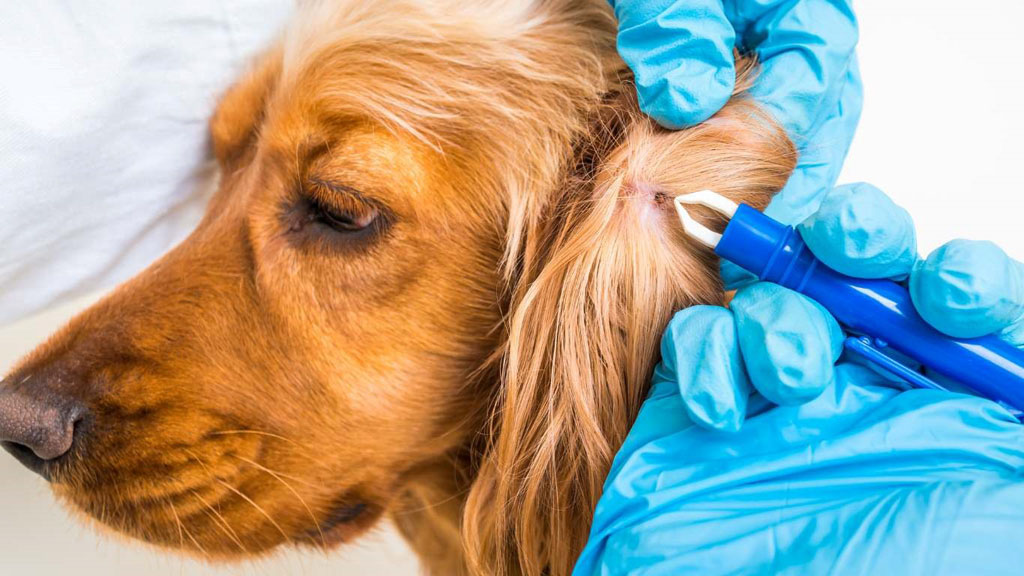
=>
[667,182,1024,431]
[576,364,1024,576]
[574,185,1024,576]
[610,0,862,225]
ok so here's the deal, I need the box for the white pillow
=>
[0,1,292,325]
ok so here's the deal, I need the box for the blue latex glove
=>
[575,367,1024,575]
[670,183,920,431]
[611,0,862,226]
[573,184,1024,575]
[670,183,1024,431]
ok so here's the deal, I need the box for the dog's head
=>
[0,1,794,574]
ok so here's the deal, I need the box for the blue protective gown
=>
[575,364,1024,575]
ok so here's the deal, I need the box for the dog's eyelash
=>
[307,195,378,233]
[282,178,391,247]
[306,177,386,215]
[307,178,366,202]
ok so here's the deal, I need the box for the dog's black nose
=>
[0,378,87,479]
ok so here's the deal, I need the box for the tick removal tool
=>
[674,190,1024,417]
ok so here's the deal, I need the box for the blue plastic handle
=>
[718,203,1024,413]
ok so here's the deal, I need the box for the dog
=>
[0,1,794,574]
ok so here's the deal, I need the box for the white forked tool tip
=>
[673,190,739,249]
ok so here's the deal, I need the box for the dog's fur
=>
[5,1,794,574]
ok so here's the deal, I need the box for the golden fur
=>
[6,1,795,574]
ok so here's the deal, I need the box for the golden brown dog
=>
[0,1,794,574]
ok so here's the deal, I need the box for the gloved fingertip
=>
[636,66,734,129]
[664,306,751,431]
[661,306,719,356]
[614,0,736,129]
[731,284,835,406]
[755,328,833,406]
[910,239,1024,338]
[745,3,860,140]
[798,183,918,279]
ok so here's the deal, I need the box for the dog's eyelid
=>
[309,177,361,198]
[300,177,395,239]
[305,177,383,209]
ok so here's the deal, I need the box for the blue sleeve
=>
[574,366,1024,575]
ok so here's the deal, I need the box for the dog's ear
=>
[464,65,796,576]
[209,45,282,166]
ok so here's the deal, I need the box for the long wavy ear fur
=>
[464,59,797,576]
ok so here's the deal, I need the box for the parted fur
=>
[9,1,795,575]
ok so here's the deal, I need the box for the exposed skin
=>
[1,1,795,575]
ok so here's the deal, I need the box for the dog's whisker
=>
[191,489,247,553]
[166,500,187,552]
[171,500,208,559]
[209,429,310,452]
[214,478,291,544]
[229,454,320,489]
[171,503,185,549]
[184,450,248,553]
[233,455,327,549]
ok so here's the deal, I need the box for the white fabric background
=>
[0,1,292,324]
[1,1,1023,575]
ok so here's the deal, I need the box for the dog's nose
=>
[0,379,87,478]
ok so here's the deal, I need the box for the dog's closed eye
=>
[308,194,378,233]
[285,178,389,247]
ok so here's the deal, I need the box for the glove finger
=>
[728,0,861,225]
[797,182,918,279]
[661,306,750,432]
[733,0,859,145]
[763,60,863,225]
[731,283,843,405]
[612,0,736,129]
[910,239,1024,344]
